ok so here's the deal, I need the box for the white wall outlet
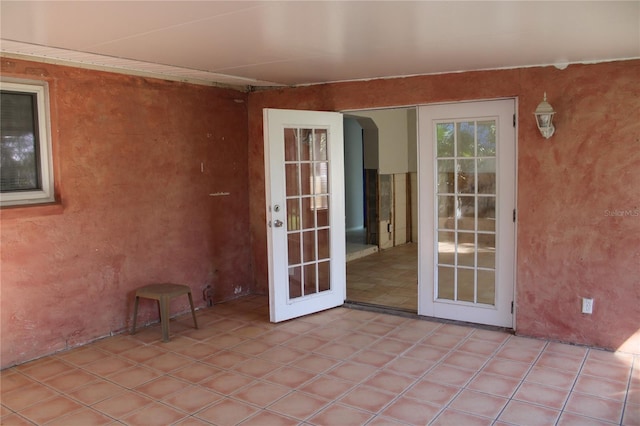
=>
[582,298,594,314]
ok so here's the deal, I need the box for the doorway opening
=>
[344,108,418,312]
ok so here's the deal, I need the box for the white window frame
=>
[0,78,55,207]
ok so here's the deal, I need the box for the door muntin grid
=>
[435,120,497,306]
[284,127,331,302]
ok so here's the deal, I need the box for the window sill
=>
[0,201,65,220]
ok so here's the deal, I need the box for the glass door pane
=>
[285,127,331,301]
[435,120,497,305]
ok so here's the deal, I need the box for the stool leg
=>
[131,296,140,335]
[187,291,198,329]
[159,296,170,343]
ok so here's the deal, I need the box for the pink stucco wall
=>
[1,58,638,368]
[247,60,640,354]
[1,58,252,368]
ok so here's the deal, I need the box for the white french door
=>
[418,99,516,328]
[264,109,346,322]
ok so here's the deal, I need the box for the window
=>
[0,78,54,206]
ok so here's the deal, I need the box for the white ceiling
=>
[1,1,639,89]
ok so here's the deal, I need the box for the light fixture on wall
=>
[534,92,556,139]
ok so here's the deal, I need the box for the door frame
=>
[264,108,346,323]
[342,98,517,329]
[416,98,517,329]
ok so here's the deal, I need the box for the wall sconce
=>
[534,92,555,139]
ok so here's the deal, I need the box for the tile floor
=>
[347,243,417,311]
[1,295,638,426]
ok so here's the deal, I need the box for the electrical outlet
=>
[582,298,593,314]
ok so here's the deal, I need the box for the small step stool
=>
[131,283,198,342]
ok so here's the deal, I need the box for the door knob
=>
[273,219,284,228]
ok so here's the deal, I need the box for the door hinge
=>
[511,301,514,314]
[513,113,516,127]
[513,209,516,223]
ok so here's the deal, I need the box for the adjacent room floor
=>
[347,243,417,312]
[1,296,638,425]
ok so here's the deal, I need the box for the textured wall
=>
[0,58,251,368]
[248,60,640,353]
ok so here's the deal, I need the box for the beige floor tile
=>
[536,351,585,373]
[466,372,520,398]
[326,361,378,383]
[200,371,255,394]
[262,365,317,388]
[1,382,58,411]
[266,391,328,420]
[449,389,508,418]
[238,410,299,426]
[122,401,187,425]
[564,393,624,424]
[170,362,221,384]
[2,294,637,426]
[162,385,222,413]
[514,381,571,410]
[405,378,460,405]
[498,400,561,426]
[91,390,154,418]
[431,408,493,426]
[573,374,629,401]
[424,364,476,387]
[299,376,355,401]
[363,371,417,395]
[338,385,396,413]
[202,350,251,369]
[67,379,124,405]
[106,365,161,388]
[17,358,72,382]
[525,365,578,390]
[18,395,84,424]
[558,411,620,425]
[45,407,114,426]
[232,357,281,378]
[43,369,98,392]
[380,395,441,424]
[134,375,191,400]
[231,381,291,407]
[308,402,374,425]
[0,371,37,395]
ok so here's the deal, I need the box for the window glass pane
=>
[312,129,328,161]
[317,197,329,227]
[458,196,475,231]
[457,159,475,194]
[304,263,317,295]
[438,266,455,300]
[285,164,299,196]
[299,129,312,161]
[456,121,475,157]
[289,267,302,299]
[477,120,496,157]
[457,268,475,302]
[478,234,495,269]
[287,198,301,231]
[437,160,454,194]
[477,159,496,194]
[438,196,455,230]
[458,238,476,267]
[1,92,39,192]
[437,231,455,265]
[477,270,495,305]
[301,197,315,229]
[318,261,330,292]
[317,228,330,260]
[303,230,316,262]
[436,123,454,157]
[284,128,298,161]
[478,197,496,231]
[287,232,301,265]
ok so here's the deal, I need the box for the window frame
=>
[0,78,55,207]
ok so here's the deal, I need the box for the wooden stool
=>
[131,283,198,342]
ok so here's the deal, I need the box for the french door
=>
[418,100,516,327]
[264,109,346,322]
